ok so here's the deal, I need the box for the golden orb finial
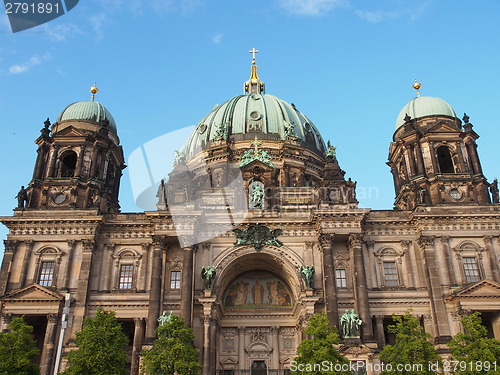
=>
[90,83,98,101]
[413,79,421,97]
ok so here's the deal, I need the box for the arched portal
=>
[212,247,311,373]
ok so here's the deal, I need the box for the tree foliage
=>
[140,313,201,375]
[448,312,500,375]
[379,310,441,375]
[0,317,39,375]
[292,312,349,375]
[62,308,129,375]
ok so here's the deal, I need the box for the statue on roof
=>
[325,140,337,161]
[490,178,499,204]
[16,186,28,209]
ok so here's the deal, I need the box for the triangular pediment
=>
[0,283,64,302]
[221,357,238,365]
[446,279,500,301]
[424,121,461,134]
[53,125,86,137]
[239,158,275,171]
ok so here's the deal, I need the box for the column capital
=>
[483,235,493,244]
[440,236,450,244]
[47,314,60,324]
[141,243,150,251]
[348,234,363,249]
[81,239,96,253]
[67,239,77,250]
[133,317,145,326]
[2,314,13,325]
[318,234,334,249]
[3,240,19,254]
[104,243,116,252]
[24,240,34,251]
[400,240,411,250]
[365,240,375,249]
[418,236,435,249]
[152,235,169,249]
[375,315,384,324]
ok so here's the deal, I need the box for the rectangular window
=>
[463,257,480,283]
[39,261,55,287]
[170,271,181,290]
[383,261,398,286]
[118,264,134,289]
[335,269,347,288]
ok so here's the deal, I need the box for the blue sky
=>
[1,0,499,258]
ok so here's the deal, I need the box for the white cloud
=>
[212,33,223,45]
[44,23,84,41]
[9,52,52,74]
[355,10,398,23]
[278,0,348,16]
[89,13,106,41]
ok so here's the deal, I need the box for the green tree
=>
[140,313,201,375]
[448,312,500,375]
[62,308,129,375]
[0,316,40,375]
[379,310,441,375]
[292,312,349,375]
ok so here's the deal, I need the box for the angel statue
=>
[300,265,315,289]
[201,266,217,291]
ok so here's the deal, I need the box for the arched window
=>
[437,146,454,173]
[60,151,77,177]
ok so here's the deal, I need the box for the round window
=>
[449,188,462,200]
[54,193,67,204]
[304,122,312,132]
[250,111,261,120]
[198,124,207,134]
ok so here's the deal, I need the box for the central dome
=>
[185,93,327,158]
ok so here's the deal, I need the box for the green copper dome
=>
[395,96,457,129]
[56,100,117,133]
[185,93,327,158]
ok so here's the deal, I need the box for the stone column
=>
[33,146,47,180]
[19,240,34,288]
[491,313,500,340]
[414,141,425,176]
[0,240,18,295]
[439,237,456,286]
[63,240,76,290]
[418,236,451,343]
[428,142,439,174]
[73,240,95,332]
[455,141,467,172]
[209,318,217,371]
[180,245,195,326]
[47,145,59,178]
[131,317,145,375]
[366,241,379,288]
[202,316,211,375]
[400,241,415,288]
[319,234,339,329]
[102,244,115,292]
[349,234,374,341]
[139,243,150,292]
[90,145,101,178]
[271,326,280,369]
[1,314,12,332]
[146,235,168,338]
[238,327,246,370]
[483,236,500,283]
[40,313,58,375]
[375,316,385,349]
[405,145,417,177]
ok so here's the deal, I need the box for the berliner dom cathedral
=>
[1,51,499,375]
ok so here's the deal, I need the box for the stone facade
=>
[1,74,500,375]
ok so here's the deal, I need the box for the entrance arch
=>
[213,246,310,373]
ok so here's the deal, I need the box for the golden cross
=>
[251,136,262,151]
[249,48,259,61]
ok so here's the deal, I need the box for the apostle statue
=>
[201,266,217,291]
[490,178,499,204]
[16,186,28,208]
[251,182,264,208]
[300,265,315,289]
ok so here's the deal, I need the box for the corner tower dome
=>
[395,81,457,129]
[185,51,327,158]
[55,84,117,134]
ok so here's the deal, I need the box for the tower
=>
[388,81,491,210]
[24,85,125,213]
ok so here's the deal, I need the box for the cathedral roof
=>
[395,95,457,130]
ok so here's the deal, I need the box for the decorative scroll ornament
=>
[238,137,275,169]
[233,223,283,252]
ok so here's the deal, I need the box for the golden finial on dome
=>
[90,83,98,101]
[244,48,265,94]
[413,79,421,97]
